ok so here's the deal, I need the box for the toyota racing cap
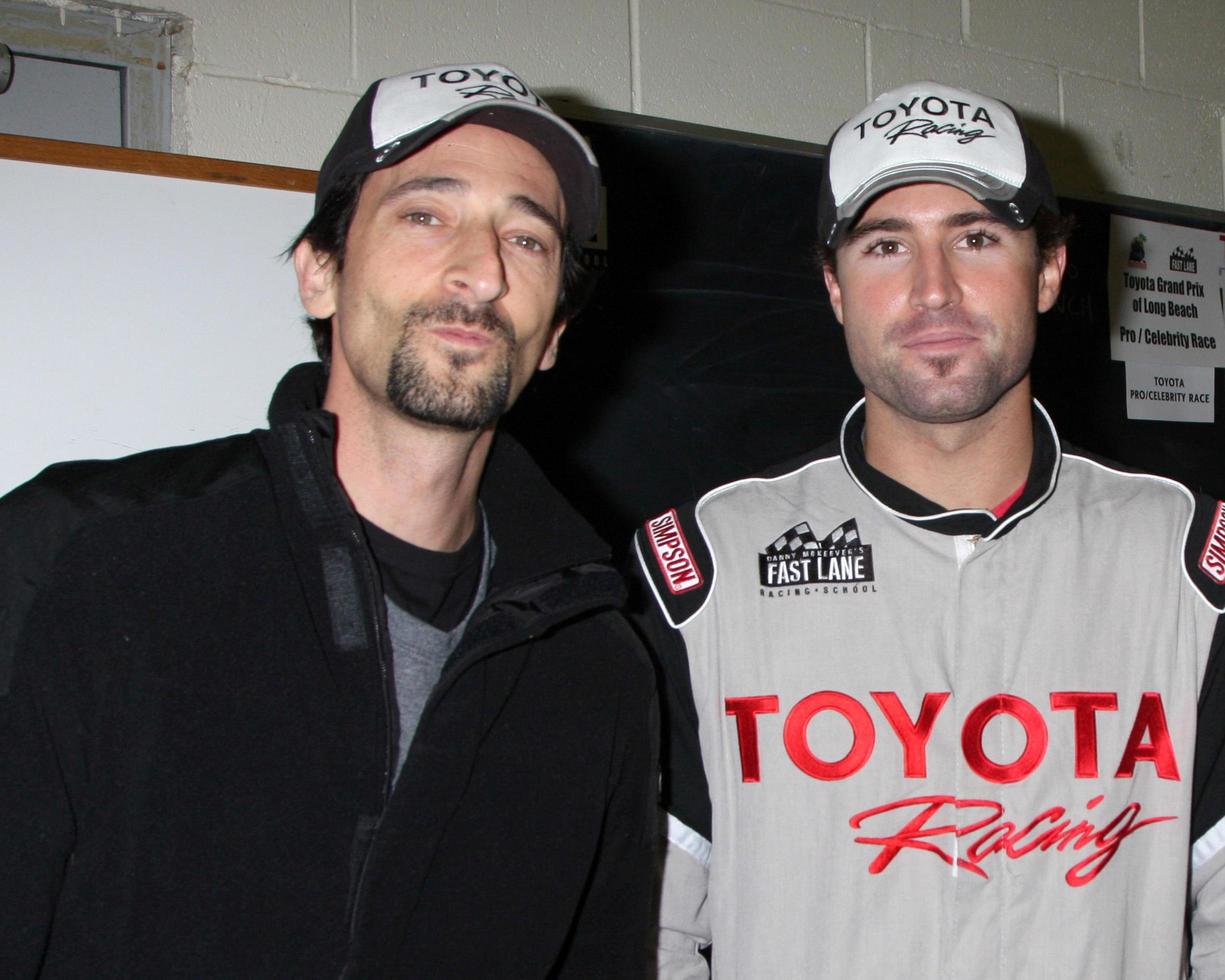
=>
[817,81,1058,249]
[315,62,601,241]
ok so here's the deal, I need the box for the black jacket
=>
[0,404,657,978]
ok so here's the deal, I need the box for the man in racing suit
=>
[634,80,1225,977]
[0,63,656,977]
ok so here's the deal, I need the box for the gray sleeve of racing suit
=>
[658,836,712,979]
[627,534,714,978]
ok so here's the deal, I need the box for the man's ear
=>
[823,263,845,324]
[293,239,338,319]
[537,320,568,371]
[1036,243,1068,315]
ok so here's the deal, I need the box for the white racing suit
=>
[633,400,1225,978]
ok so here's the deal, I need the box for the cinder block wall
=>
[154,0,1225,213]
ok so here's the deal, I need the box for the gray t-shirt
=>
[380,517,494,782]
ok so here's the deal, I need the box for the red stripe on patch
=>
[1199,500,1225,584]
[645,508,703,594]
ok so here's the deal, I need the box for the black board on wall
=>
[1032,198,1225,502]
[504,109,1225,552]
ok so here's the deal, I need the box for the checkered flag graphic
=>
[765,519,861,555]
[819,519,860,550]
[764,522,820,555]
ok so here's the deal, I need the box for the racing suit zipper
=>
[954,533,981,566]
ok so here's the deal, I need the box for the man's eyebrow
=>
[944,209,1010,229]
[841,208,1012,247]
[380,175,467,205]
[841,216,908,248]
[510,193,564,241]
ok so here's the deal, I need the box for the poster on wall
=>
[1108,215,1225,422]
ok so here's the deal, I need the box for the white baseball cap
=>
[316,63,601,241]
[817,81,1059,248]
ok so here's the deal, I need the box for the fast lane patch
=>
[759,518,875,591]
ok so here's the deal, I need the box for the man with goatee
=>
[1,62,655,978]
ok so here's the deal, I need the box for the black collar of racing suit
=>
[838,398,1062,540]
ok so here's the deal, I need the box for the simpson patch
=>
[1199,501,1225,585]
[645,508,703,594]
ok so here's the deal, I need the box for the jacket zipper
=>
[333,555,621,967]
[343,522,395,947]
[297,424,395,956]
[340,580,615,970]
[291,421,625,975]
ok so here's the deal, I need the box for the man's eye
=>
[509,234,546,252]
[866,239,904,256]
[962,229,999,249]
[404,211,440,225]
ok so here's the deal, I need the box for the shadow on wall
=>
[1027,115,1109,204]
[505,106,861,555]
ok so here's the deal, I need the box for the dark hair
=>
[1031,207,1077,263]
[553,237,590,327]
[290,173,589,373]
[289,172,366,373]
[815,205,1077,274]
